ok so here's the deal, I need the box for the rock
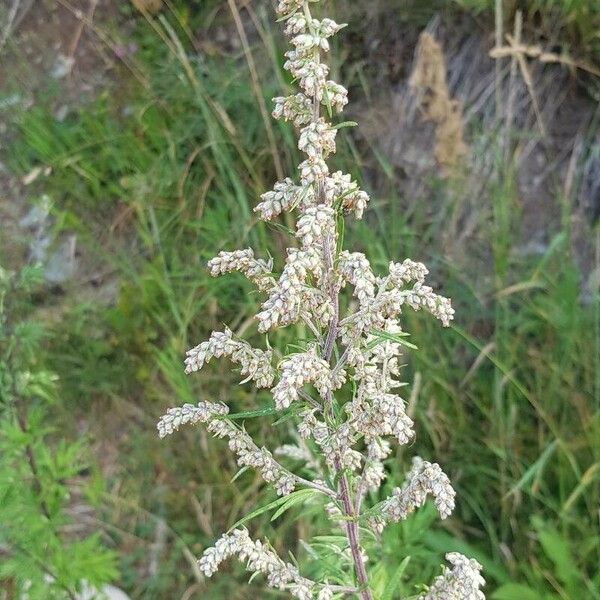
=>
[19,196,50,229]
[78,582,131,600]
[51,54,75,79]
[43,234,77,284]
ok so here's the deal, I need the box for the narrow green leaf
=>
[228,489,315,531]
[271,489,318,521]
[226,406,277,420]
[333,121,358,129]
[382,556,411,600]
[230,466,251,483]
[368,329,418,351]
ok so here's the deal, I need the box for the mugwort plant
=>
[157,1,485,598]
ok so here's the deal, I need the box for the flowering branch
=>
[156,1,486,598]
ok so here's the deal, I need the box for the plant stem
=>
[336,459,373,600]
[301,2,373,596]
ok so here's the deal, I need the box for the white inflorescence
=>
[317,585,334,600]
[360,439,392,492]
[157,401,228,438]
[296,205,336,249]
[184,328,276,388]
[157,0,482,596]
[298,119,337,158]
[207,418,296,496]
[208,248,273,291]
[420,553,486,600]
[339,251,377,307]
[198,528,318,599]
[273,94,314,126]
[383,457,456,521]
[256,178,314,221]
[256,247,329,332]
[272,346,331,410]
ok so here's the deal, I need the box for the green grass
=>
[2,1,599,598]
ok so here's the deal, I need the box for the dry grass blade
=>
[490,42,600,79]
[66,0,100,73]
[227,0,284,181]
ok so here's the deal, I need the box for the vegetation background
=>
[1,0,599,598]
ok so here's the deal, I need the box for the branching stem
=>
[301,1,374,594]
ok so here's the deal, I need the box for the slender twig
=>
[66,0,100,72]
[228,0,285,181]
[494,0,503,122]
[300,2,374,595]
[0,0,21,52]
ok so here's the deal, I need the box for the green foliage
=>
[0,267,118,598]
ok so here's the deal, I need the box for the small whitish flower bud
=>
[284,50,330,97]
[315,422,357,470]
[206,418,296,496]
[367,515,386,536]
[156,401,228,438]
[296,205,336,249]
[298,119,337,158]
[419,553,486,600]
[347,391,415,446]
[360,439,392,492]
[299,157,329,185]
[362,459,386,491]
[276,0,303,17]
[256,178,314,221]
[303,287,334,327]
[184,328,276,388]
[284,14,308,36]
[318,585,334,600]
[403,282,455,327]
[388,259,429,285]
[208,248,273,290]
[383,457,456,522]
[342,448,363,471]
[322,80,349,112]
[273,93,313,127]
[318,18,343,38]
[272,346,331,410]
[298,408,318,439]
[292,33,330,53]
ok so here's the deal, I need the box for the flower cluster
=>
[185,327,275,388]
[296,205,336,248]
[383,457,456,522]
[272,346,332,409]
[156,0,483,598]
[256,247,330,332]
[157,401,228,438]
[256,178,314,221]
[419,553,486,600]
[199,528,318,599]
[298,119,337,158]
[208,249,273,291]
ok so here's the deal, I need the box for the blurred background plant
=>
[0,265,118,598]
[0,0,598,598]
